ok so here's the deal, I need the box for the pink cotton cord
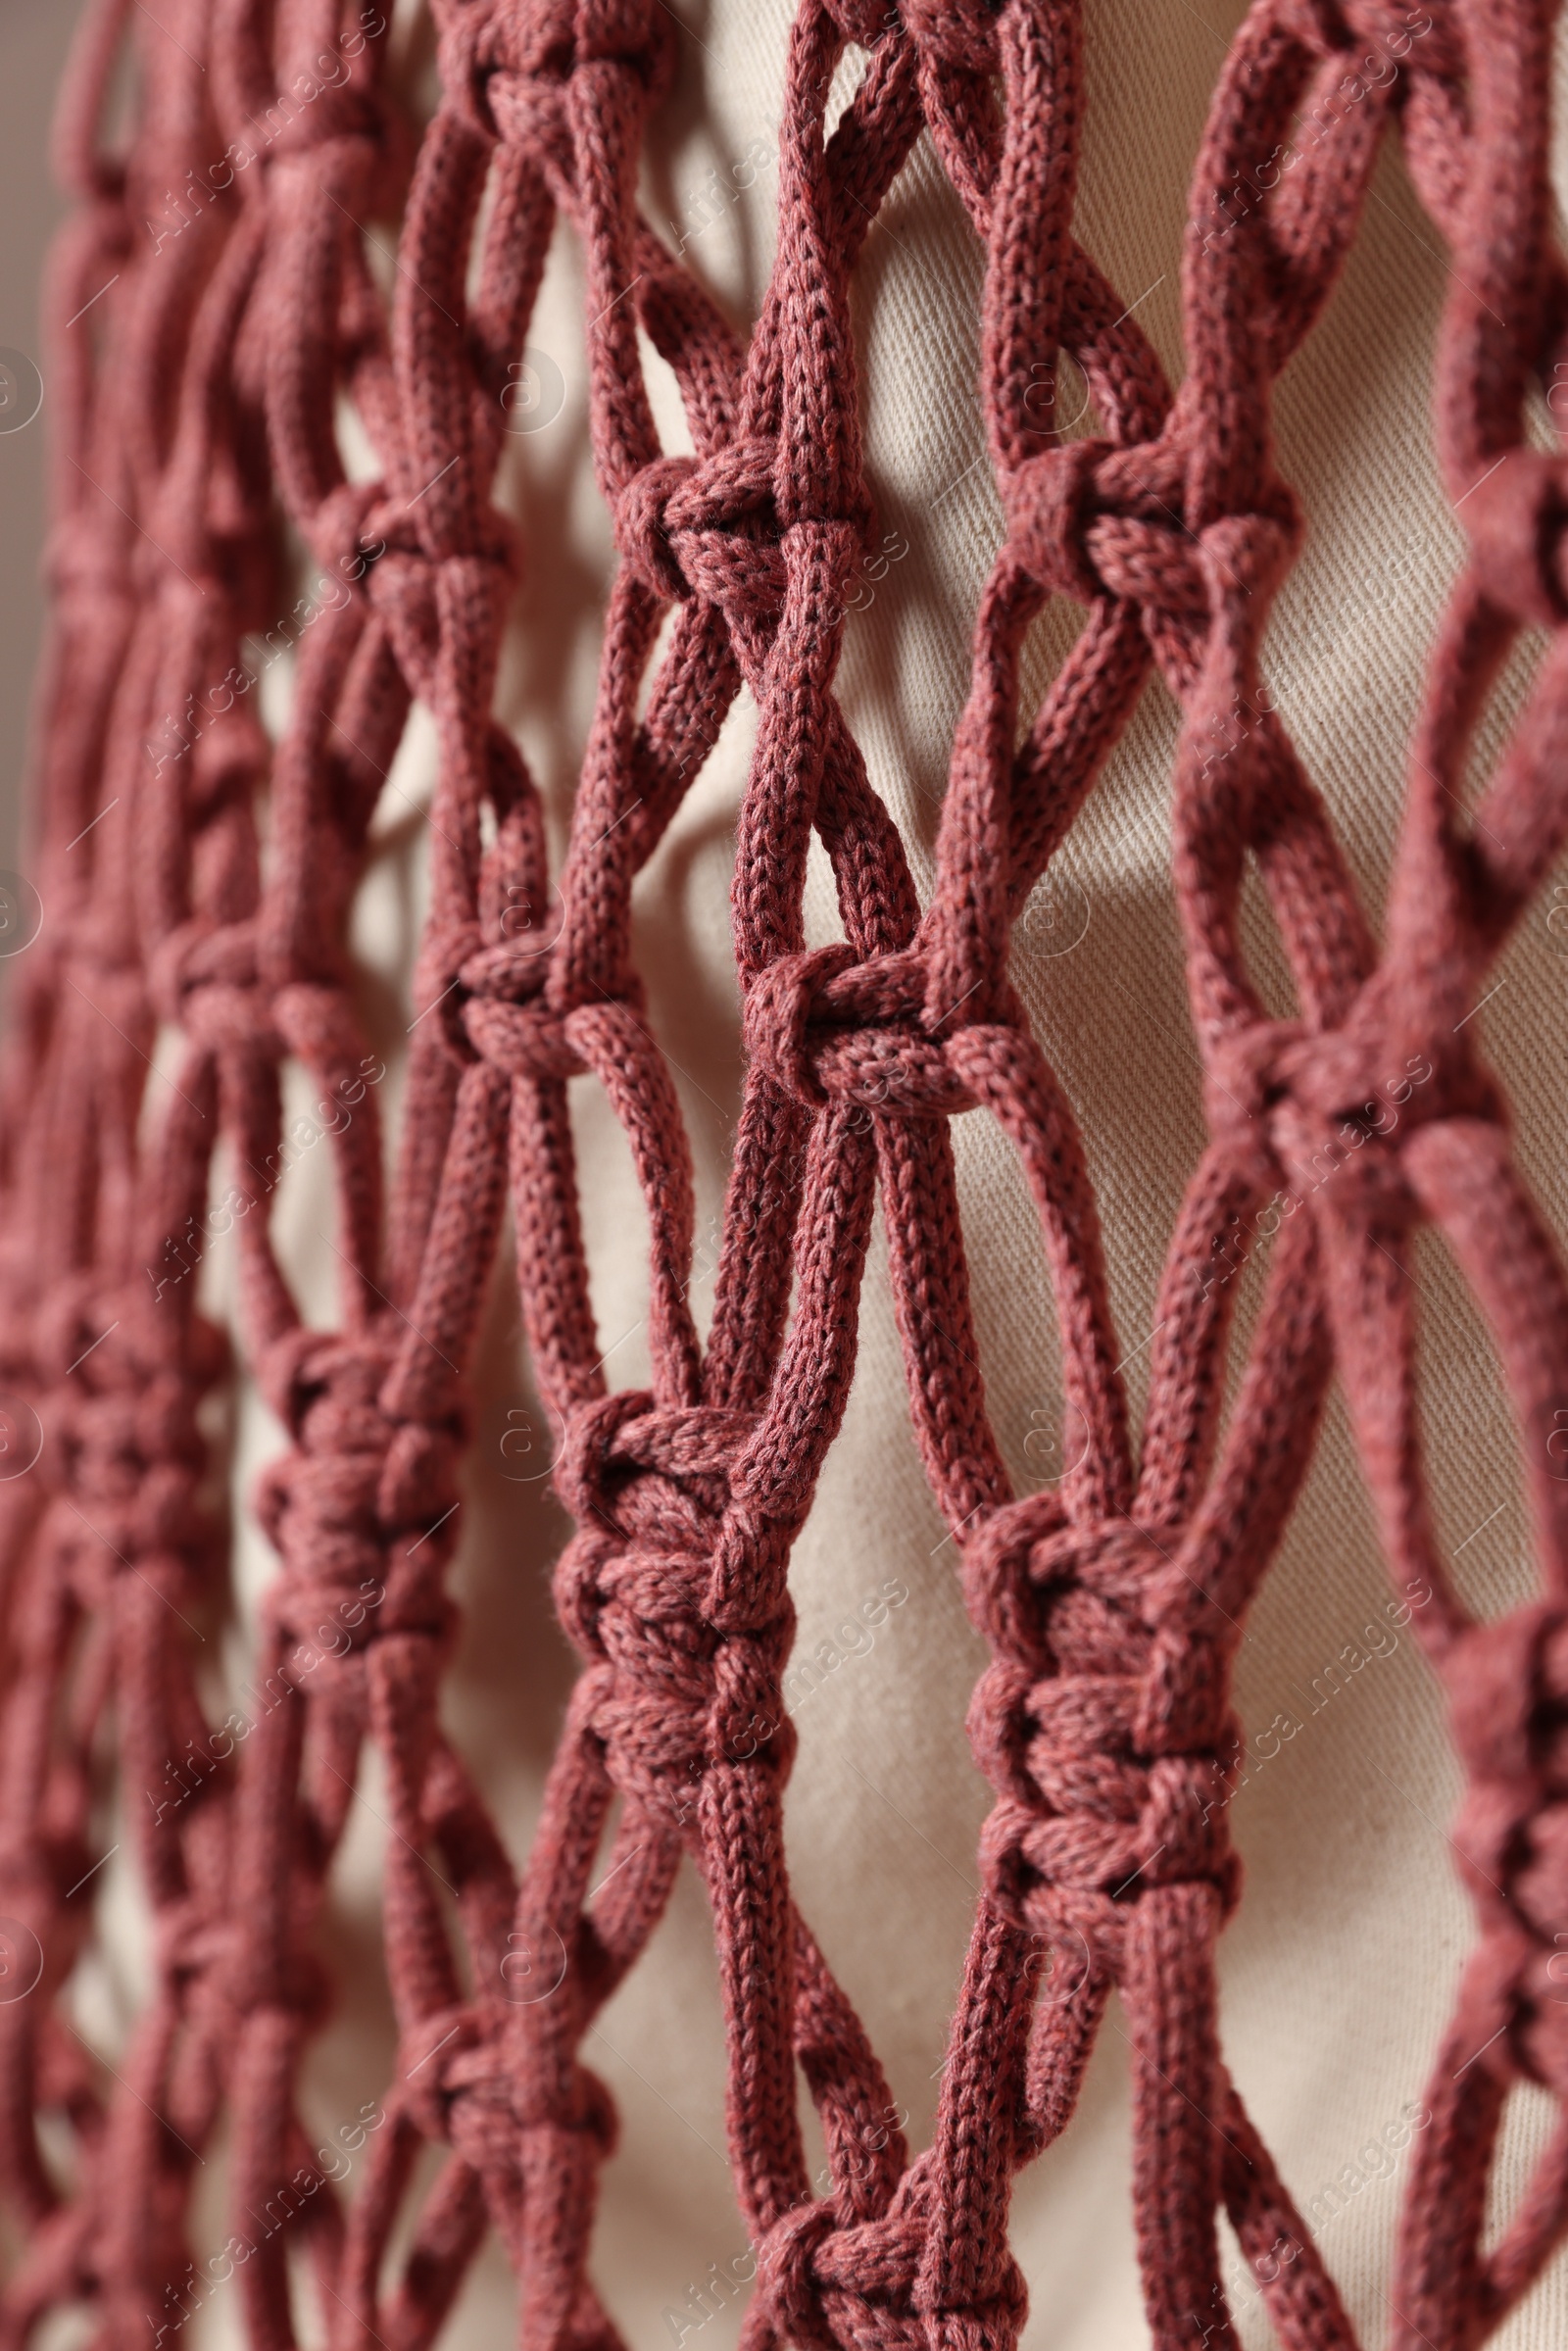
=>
[0,0,1565,2346]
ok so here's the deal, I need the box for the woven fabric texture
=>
[4,1,1568,2347]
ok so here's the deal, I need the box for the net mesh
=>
[0,1,1565,2345]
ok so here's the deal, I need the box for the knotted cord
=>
[0,2,1563,2347]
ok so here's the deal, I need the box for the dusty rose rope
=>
[0,1,1564,2348]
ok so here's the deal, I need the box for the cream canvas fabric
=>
[54,1,1568,2345]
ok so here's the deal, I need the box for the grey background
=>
[0,0,80,872]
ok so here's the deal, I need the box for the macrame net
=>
[3,0,1567,2343]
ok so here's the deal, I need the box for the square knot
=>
[457,940,588,1080]
[959,1499,1166,1672]
[1446,1602,1568,1787]
[1002,439,1112,607]
[755,2201,843,2351]
[555,1391,758,1538]
[421,920,579,1072]
[999,444,1283,646]
[376,502,517,581]
[258,1325,397,1437]
[154,1897,236,1987]
[743,945,980,1115]
[451,0,676,117]
[147,916,280,1057]
[358,511,517,698]
[1445,1607,1568,2009]
[964,1509,1240,1951]
[613,454,703,602]
[898,0,1003,73]
[436,3,509,140]
[822,0,899,45]
[1460,445,1568,631]
[1204,1018,1499,1200]
[1000,449,1304,672]
[1078,511,1210,624]
[254,1328,464,1644]
[398,2005,499,2156]
[971,1653,1237,1908]
[570,0,677,90]
[55,1365,210,1569]
[34,1278,132,1388]
[42,1288,155,1405]
[551,1395,788,1805]
[613,438,790,615]
[306,477,390,590]
[397,2005,620,2180]
[756,2194,1026,2351]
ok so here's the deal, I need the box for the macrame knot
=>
[957,1488,1066,1668]
[459,940,583,1080]
[572,0,677,95]
[369,499,516,592]
[155,1896,235,1987]
[307,477,390,591]
[1461,445,1568,631]
[613,438,788,618]
[147,916,280,1058]
[255,1329,463,1654]
[613,454,702,602]
[1195,501,1300,641]
[34,1276,124,1391]
[399,2006,494,2163]
[428,920,581,1076]
[437,2,506,140]
[514,0,675,99]
[551,1392,789,1812]
[1002,439,1109,607]
[56,1367,210,1583]
[1082,511,1209,625]
[963,1505,1239,1963]
[897,0,1002,73]
[743,944,859,1107]
[743,946,980,1115]
[1204,1016,1499,1202]
[960,1500,1169,1669]
[361,507,518,702]
[39,1288,221,1599]
[754,2199,840,2351]
[1443,1601,1568,2086]
[753,2194,1029,2351]
[1203,1020,1315,1197]
[1002,444,1272,647]
[821,0,896,47]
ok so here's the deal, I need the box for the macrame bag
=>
[2,1,1567,2346]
